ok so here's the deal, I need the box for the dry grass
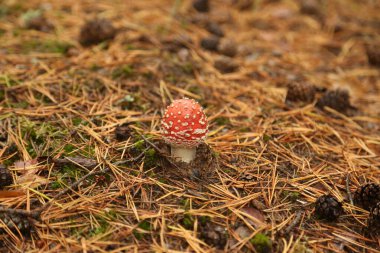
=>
[0,0,379,252]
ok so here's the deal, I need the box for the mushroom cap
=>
[161,98,208,147]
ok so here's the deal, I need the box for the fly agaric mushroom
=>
[161,98,208,163]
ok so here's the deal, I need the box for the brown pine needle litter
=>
[0,0,380,252]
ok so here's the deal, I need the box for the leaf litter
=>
[0,0,379,252]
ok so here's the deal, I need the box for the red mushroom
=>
[161,98,208,163]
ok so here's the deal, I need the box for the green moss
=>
[112,65,134,79]
[158,177,168,184]
[199,216,210,225]
[250,233,272,253]
[61,164,84,179]
[64,144,76,154]
[133,219,151,240]
[282,191,300,202]
[155,25,168,35]
[21,40,73,54]
[215,117,230,126]
[182,213,194,230]
[180,198,190,210]
[50,181,64,190]
[212,150,220,158]
[165,74,177,83]
[125,44,138,50]
[142,71,154,80]
[0,75,19,87]
[0,3,25,19]
[138,220,151,231]
[10,101,29,109]
[72,117,88,126]
[105,209,118,220]
[239,126,251,133]
[263,134,271,142]
[20,9,41,24]
[143,148,157,168]
[90,218,109,237]
[180,62,194,74]
[89,64,101,71]
[134,140,145,151]
[188,85,201,95]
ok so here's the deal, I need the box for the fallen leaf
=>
[234,225,251,239]
[240,207,266,228]
[0,190,26,198]
[16,174,50,189]
[14,159,39,175]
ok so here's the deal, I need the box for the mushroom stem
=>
[171,146,196,163]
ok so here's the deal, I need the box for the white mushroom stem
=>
[171,146,196,163]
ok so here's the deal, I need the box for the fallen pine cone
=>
[286,82,316,103]
[193,0,209,12]
[365,43,380,67]
[79,18,117,46]
[200,35,220,51]
[367,202,380,236]
[316,88,355,114]
[314,194,344,221]
[354,183,380,211]
[214,56,239,73]
[0,165,12,189]
[0,212,33,234]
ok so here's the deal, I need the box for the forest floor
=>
[0,0,380,252]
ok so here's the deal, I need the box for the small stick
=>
[0,207,39,219]
[346,173,353,205]
[284,211,303,234]
[139,134,180,169]
[113,148,147,166]
[0,152,145,219]
[30,167,110,217]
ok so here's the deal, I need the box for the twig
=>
[32,166,111,217]
[346,173,353,205]
[1,153,145,219]
[284,211,303,234]
[113,148,148,166]
[0,207,39,219]
[139,134,180,169]
[35,152,146,215]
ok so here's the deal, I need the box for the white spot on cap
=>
[193,128,207,134]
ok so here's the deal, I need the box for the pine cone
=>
[199,223,227,249]
[366,43,380,67]
[316,89,354,113]
[115,123,133,141]
[0,212,32,234]
[214,56,239,73]
[286,82,316,103]
[217,38,237,57]
[368,202,380,236]
[200,36,220,51]
[353,183,380,211]
[193,0,209,12]
[314,194,344,221]
[0,165,12,188]
[79,18,117,46]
